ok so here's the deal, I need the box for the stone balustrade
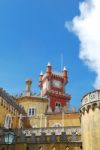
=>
[22,126,81,136]
[0,127,81,144]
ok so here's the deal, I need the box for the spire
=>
[47,62,51,66]
[62,66,67,84]
[46,62,52,77]
[63,66,67,71]
[40,71,43,76]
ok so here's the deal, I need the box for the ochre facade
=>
[17,96,48,128]
[47,113,80,127]
[0,94,23,128]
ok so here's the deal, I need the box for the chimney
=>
[25,79,32,96]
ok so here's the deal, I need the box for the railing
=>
[0,127,81,144]
[22,126,81,136]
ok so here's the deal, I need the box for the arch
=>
[52,123,62,127]
[92,102,97,110]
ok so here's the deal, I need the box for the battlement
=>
[80,90,100,114]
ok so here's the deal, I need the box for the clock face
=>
[53,80,62,88]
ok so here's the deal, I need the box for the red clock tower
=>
[39,63,71,112]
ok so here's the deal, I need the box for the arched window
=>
[4,114,12,129]
[52,123,62,127]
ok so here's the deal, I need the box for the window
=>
[28,107,36,117]
[55,102,61,108]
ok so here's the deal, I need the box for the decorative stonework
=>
[80,90,100,114]
[22,127,81,136]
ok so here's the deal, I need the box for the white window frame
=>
[27,107,36,117]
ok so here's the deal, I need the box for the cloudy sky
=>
[0,0,99,109]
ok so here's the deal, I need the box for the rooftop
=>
[0,88,25,113]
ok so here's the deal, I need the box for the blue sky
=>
[0,0,95,109]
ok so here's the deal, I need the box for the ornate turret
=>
[39,63,71,112]
[46,62,52,77]
[62,67,68,84]
[39,71,43,88]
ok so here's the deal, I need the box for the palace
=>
[0,63,100,150]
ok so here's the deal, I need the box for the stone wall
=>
[80,90,100,150]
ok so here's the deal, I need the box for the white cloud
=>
[65,0,100,89]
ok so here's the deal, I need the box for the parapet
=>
[80,90,100,114]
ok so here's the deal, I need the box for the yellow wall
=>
[17,96,80,128]
[17,96,48,128]
[0,95,81,150]
[0,143,81,150]
[80,90,100,150]
[0,97,19,128]
[47,113,80,127]
[81,107,100,150]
